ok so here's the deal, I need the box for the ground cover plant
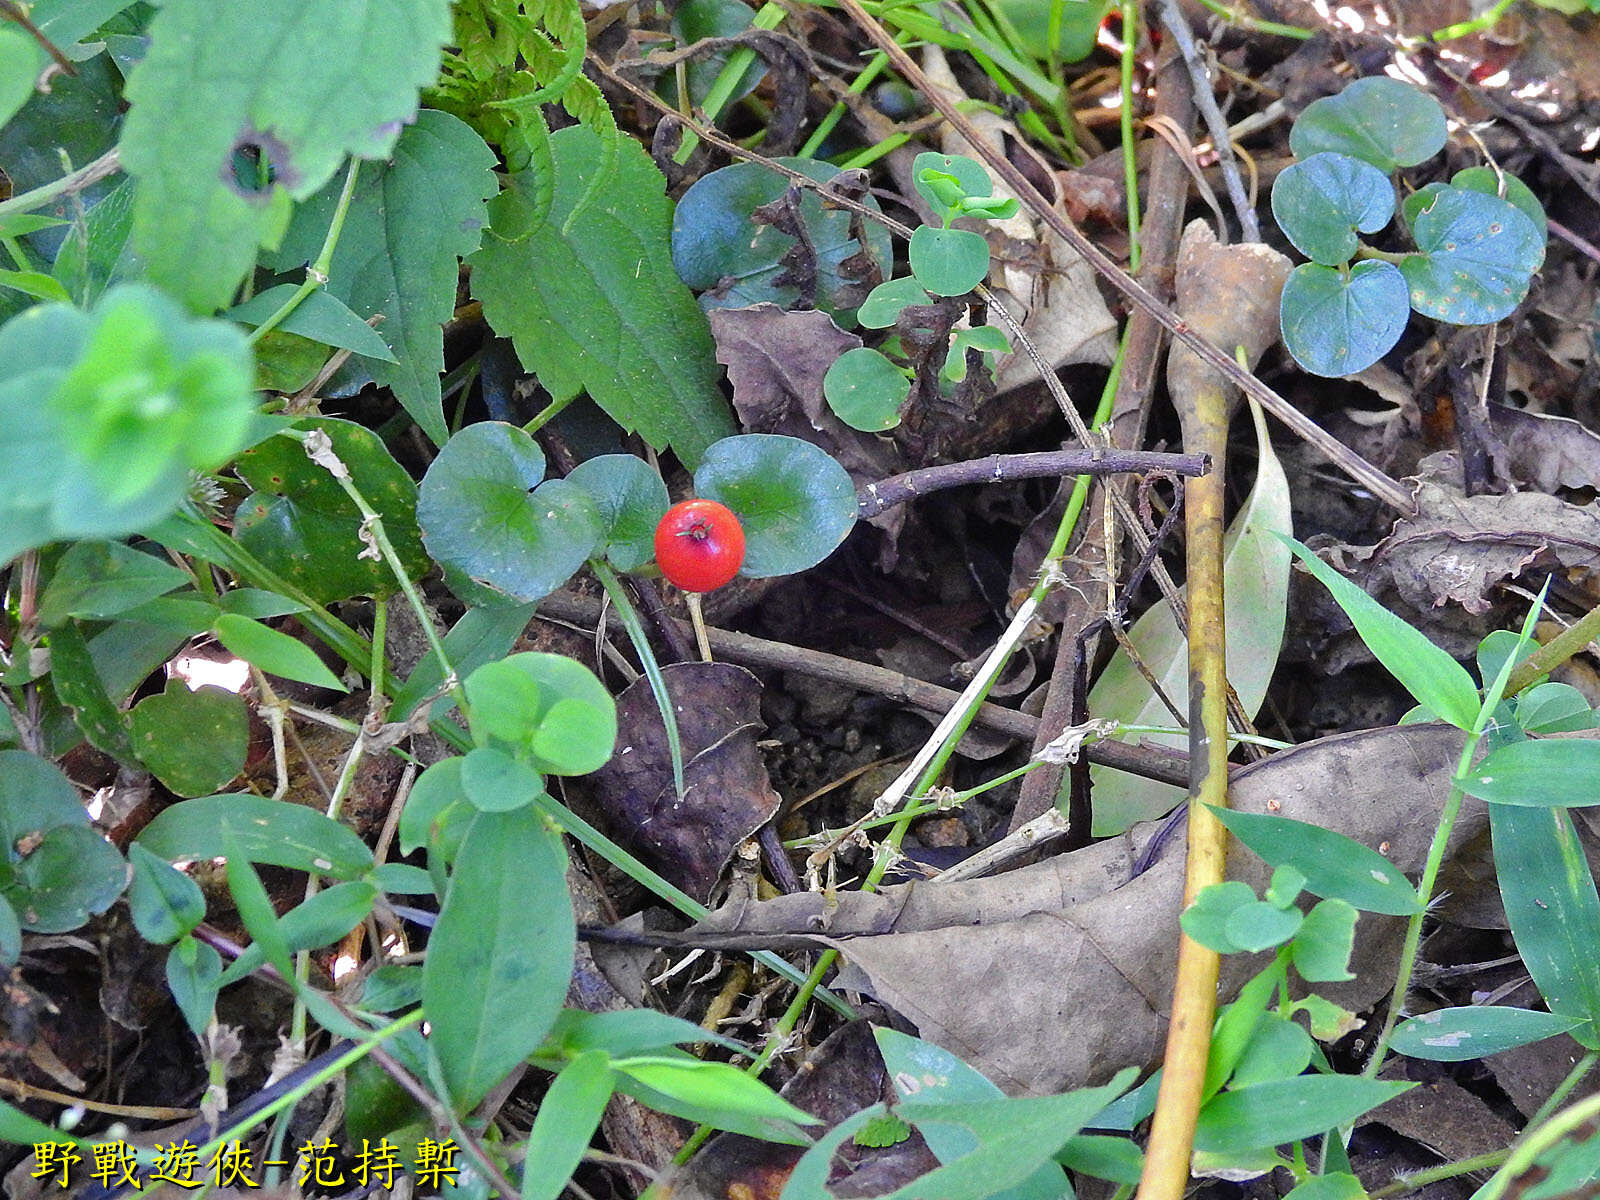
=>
[4,1,1600,1199]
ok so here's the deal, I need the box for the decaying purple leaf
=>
[590,662,780,903]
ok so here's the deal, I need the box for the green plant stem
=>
[531,794,853,1016]
[797,36,905,159]
[1369,1052,1597,1199]
[1477,1086,1600,1200]
[1191,0,1312,39]
[672,1,786,165]
[190,1009,423,1166]
[837,133,909,169]
[303,431,466,718]
[1354,245,1410,265]
[1426,0,1518,43]
[522,390,578,435]
[1119,0,1141,273]
[1506,602,1600,695]
[0,146,121,224]
[1363,621,1534,1079]
[161,505,373,670]
[245,158,361,346]
[589,559,687,800]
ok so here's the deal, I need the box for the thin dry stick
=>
[828,0,1413,515]
[1156,0,1260,241]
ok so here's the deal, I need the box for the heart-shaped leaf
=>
[1271,152,1394,265]
[1280,259,1409,377]
[417,422,603,603]
[1289,77,1446,172]
[129,680,248,797]
[671,157,894,316]
[909,225,991,297]
[565,454,670,572]
[693,434,857,577]
[1450,166,1547,240]
[823,347,910,431]
[1400,185,1544,325]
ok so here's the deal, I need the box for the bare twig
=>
[856,448,1208,518]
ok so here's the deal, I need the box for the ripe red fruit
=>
[654,499,746,593]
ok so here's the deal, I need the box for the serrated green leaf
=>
[1391,1005,1579,1061]
[1401,185,1544,325]
[1282,535,1481,728]
[1280,259,1409,377]
[417,422,602,603]
[473,125,737,467]
[1289,77,1446,172]
[233,418,429,604]
[136,792,374,878]
[1088,399,1291,833]
[424,806,574,1112]
[268,110,497,444]
[1272,152,1395,265]
[119,0,452,311]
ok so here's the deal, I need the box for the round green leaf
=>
[459,746,548,812]
[671,158,894,317]
[912,151,994,219]
[1223,899,1302,953]
[1291,898,1358,982]
[565,454,670,572]
[908,225,991,297]
[1289,77,1447,171]
[417,422,603,603]
[464,652,618,776]
[1280,259,1409,377]
[1451,166,1547,241]
[858,276,930,330]
[693,434,857,578]
[1179,880,1257,953]
[823,348,910,432]
[1400,185,1544,325]
[1391,1006,1580,1062]
[1271,152,1395,265]
[234,418,430,604]
[3,822,127,934]
[129,680,248,797]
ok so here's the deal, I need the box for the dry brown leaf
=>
[693,724,1471,1094]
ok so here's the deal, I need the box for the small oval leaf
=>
[823,347,910,431]
[908,225,991,297]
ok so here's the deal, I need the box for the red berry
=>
[654,499,746,593]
